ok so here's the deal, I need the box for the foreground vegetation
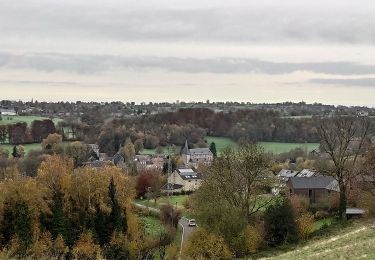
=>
[260,220,375,259]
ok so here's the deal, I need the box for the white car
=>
[188,219,197,227]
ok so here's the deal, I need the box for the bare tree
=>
[318,116,370,219]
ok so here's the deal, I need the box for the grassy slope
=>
[260,221,375,260]
[136,195,188,210]
[0,115,62,126]
[141,216,165,238]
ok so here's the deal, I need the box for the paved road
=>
[178,217,197,250]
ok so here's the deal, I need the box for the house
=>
[181,140,213,166]
[0,107,16,116]
[87,144,100,159]
[277,169,298,182]
[287,176,339,203]
[163,168,202,193]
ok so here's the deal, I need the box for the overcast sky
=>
[1,0,375,106]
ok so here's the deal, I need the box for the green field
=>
[259,142,319,154]
[0,115,62,126]
[141,216,165,237]
[140,137,319,155]
[262,221,375,259]
[0,143,42,154]
[136,195,188,210]
[206,136,319,154]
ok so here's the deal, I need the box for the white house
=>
[163,168,202,193]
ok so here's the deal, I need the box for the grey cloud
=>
[1,52,375,76]
[1,1,375,44]
[310,78,375,87]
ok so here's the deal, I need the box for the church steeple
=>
[182,139,189,155]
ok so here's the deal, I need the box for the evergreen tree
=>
[108,177,124,233]
[94,204,109,246]
[209,142,217,157]
[264,199,298,246]
[51,190,68,241]
[13,201,33,255]
[12,145,18,158]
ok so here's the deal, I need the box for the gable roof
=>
[189,148,212,155]
[289,176,339,192]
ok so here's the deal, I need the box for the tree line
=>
[0,119,56,145]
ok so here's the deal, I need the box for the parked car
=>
[188,219,197,227]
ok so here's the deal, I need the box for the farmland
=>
[0,143,42,154]
[0,115,62,126]
[140,137,319,155]
[205,136,319,154]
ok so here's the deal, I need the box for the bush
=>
[290,195,310,214]
[160,204,181,229]
[309,202,329,214]
[314,210,330,219]
[183,228,233,260]
[296,212,314,241]
[264,199,298,246]
[245,223,264,253]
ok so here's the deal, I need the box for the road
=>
[178,217,196,250]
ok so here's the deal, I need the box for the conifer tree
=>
[209,142,217,157]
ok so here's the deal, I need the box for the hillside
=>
[261,221,375,260]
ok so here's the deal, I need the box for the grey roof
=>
[176,168,202,180]
[189,148,212,155]
[82,160,106,168]
[112,153,124,165]
[297,169,317,178]
[278,169,298,178]
[289,176,339,192]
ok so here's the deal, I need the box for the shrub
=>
[314,210,330,219]
[160,204,181,228]
[241,224,264,255]
[72,231,102,260]
[165,244,179,260]
[264,199,298,246]
[183,228,233,260]
[296,212,314,241]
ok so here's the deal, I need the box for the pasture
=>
[0,115,62,126]
[206,136,319,154]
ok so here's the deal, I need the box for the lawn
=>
[0,115,62,126]
[0,143,42,154]
[259,142,319,154]
[205,136,238,153]
[261,221,375,259]
[141,216,165,237]
[136,195,188,210]
[0,141,71,155]
[207,136,319,154]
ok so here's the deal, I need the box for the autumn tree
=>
[183,228,233,260]
[134,138,144,154]
[318,116,370,219]
[42,133,63,151]
[65,141,89,167]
